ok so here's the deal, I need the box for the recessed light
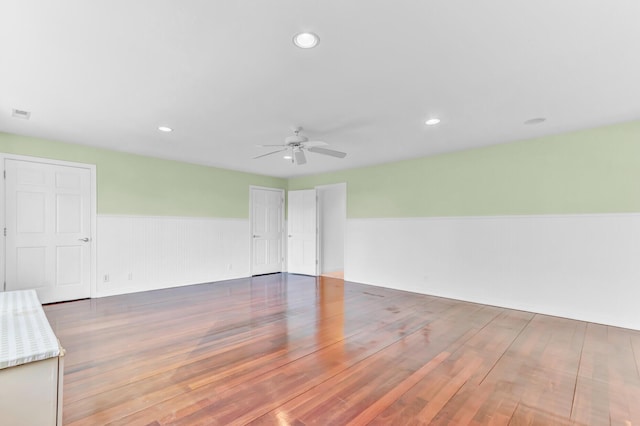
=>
[425,118,441,126]
[524,117,546,125]
[283,155,293,160]
[293,32,319,49]
[158,126,173,132]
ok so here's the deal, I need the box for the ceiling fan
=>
[253,127,347,165]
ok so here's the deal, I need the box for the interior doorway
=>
[316,183,346,279]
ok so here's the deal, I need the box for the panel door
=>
[250,187,284,275]
[287,189,318,276]
[5,159,92,303]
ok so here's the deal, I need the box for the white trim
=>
[347,212,640,222]
[0,153,96,171]
[316,189,320,277]
[249,185,285,276]
[0,158,3,291]
[0,153,97,299]
[89,163,97,299]
[98,213,248,221]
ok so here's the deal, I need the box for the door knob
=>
[78,237,90,242]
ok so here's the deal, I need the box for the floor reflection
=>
[316,276,345,364]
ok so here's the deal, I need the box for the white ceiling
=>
[1,1,640,178]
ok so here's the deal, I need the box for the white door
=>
[288,189,318,276]
[5,159,92,303]
[250,187,284,275]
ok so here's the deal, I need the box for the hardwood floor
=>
[321,271,344,279]
[43,274,640,425]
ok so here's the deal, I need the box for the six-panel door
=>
[250,187,284,275]
[5,159,91,303]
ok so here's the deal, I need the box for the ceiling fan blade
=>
[307,146,347,158]
[256,144,286,147]
[303,140,328,147]
[294,149,307,165]
[253,148,288,159]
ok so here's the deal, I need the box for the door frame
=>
[249,185,285,276]
[1,153,97,298]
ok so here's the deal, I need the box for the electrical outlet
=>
[227,264,232,270]
[104,274,109,282]
[128,273,133,280]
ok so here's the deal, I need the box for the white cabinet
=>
[0,290,65,425]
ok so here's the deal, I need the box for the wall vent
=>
[11,109,31,120]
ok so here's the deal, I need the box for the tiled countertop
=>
[0,290,60,369]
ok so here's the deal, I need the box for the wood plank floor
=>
[43,273,640,425]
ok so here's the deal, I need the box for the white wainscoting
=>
[345,214,640,330]
[96,215,251,297]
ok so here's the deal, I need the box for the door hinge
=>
[3,170,5,179]
[3,228,5,237]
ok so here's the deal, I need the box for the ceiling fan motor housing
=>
[285,134,308,144]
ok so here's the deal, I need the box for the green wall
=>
[0,132,286,218]
[289,120,640,218]
[3,119,640,219]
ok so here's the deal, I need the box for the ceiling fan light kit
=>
[293,32,319,49]
[294,149,307,165]
[253,127,347,165]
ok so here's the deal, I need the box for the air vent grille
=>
[12,109,31,120]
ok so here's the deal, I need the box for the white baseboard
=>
[345,214,640,330]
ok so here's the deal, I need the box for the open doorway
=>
[316,183,346,279]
